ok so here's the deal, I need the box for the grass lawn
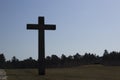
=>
[5,65,120,80]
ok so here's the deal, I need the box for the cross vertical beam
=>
[27,16,56,75]
[38,17,45,75]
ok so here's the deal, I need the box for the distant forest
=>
[1,50,120,68]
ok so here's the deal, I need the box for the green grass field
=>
[5,65,120,80]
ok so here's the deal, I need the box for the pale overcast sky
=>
[0,0,120,60]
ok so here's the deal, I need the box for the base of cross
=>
[39,71,45,75]
[38,63,45,75]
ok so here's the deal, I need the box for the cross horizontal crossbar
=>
[27,24,56,30]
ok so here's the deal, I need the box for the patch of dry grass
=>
[5,65,120,80]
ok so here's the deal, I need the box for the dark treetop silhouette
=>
[27,16,56,75]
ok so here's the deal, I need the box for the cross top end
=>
[38,16,44,25]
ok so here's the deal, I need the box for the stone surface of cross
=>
[27,17,56,75]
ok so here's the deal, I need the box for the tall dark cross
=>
[27,17,56,75]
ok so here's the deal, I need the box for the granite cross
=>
[27,16,56,75]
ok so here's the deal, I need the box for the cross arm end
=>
[26,24,38,30]
[45,25,56,30]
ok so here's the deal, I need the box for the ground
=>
[5,65,120,80]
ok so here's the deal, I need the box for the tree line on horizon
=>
[0,50,120,68]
